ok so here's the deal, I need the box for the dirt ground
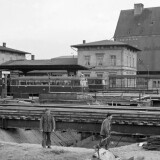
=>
[111,143,160,160]
[0,141,93,160]
[0,141,160,160]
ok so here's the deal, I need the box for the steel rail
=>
[1,108,160,120]
[1,103,160,111]
[0,106,160,122]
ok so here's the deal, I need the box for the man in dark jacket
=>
[95,113,113,150]
[40,108,55,148]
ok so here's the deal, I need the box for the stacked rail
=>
[0,104,160,135]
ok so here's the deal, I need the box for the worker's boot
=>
[105,144,108,150]
[94,144,100,150]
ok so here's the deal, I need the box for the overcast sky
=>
[0,0,160,59]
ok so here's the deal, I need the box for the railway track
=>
[1,103,160,111]
[0,104,160,135]
[0,104,160,124]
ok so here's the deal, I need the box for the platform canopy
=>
[0,58,88,75]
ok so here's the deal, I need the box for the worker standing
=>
[96,113,113,150]
[40,108,56,148]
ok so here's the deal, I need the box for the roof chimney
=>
[134,3,144,15]
[31,55,35,60]
[83,40,86,44]
[3,42,6,47]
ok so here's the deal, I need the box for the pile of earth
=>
[0,128,81,146]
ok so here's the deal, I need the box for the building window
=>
[109,71,117,75]
[84,56,90,66]
[97,74,103,78]
[133,57,134,67]
[84,74,90,77]
[158,81,160,87]
[110,77,116,88]
[96,55,103,66]
[127,56,132,67]
[153,81,156,88]
[153,81,160,88]
[110,55,116,66]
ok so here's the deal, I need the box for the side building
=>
[0,43,31,97]
[0,42,31,78]
[0,42,30,64]
[114,3,160,74]
[71,40,140,77]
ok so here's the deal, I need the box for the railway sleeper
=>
[130,121,139,125]
[1,113,160,122]
[154,123,160,126]
[147,123,154,126]
[34,117,40,120]
[138,122,145,125]
[141,121,149,125]
[20,116,27,120]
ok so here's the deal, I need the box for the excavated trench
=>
[0,128,139,149]
[0,128,81,147]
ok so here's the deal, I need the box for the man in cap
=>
[40,108,56,148]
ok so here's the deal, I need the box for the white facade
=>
[77,46,137,78]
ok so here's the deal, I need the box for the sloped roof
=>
[0,45,31,55]
[0,58,87,72]
[114,6,160,38]
[28,70,67,73]
[71,39,140,51]
[1,58,77,66]
[51,57,78,64]
[53,55,78,59]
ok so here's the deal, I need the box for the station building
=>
[0,40,140,79]
[71,39,140,78]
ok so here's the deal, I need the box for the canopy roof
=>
[0,58,88,74]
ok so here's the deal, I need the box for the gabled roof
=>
[0,58,87,73]
[0,45,31,55]
[71,39,140,51]
[114,6,160,38]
